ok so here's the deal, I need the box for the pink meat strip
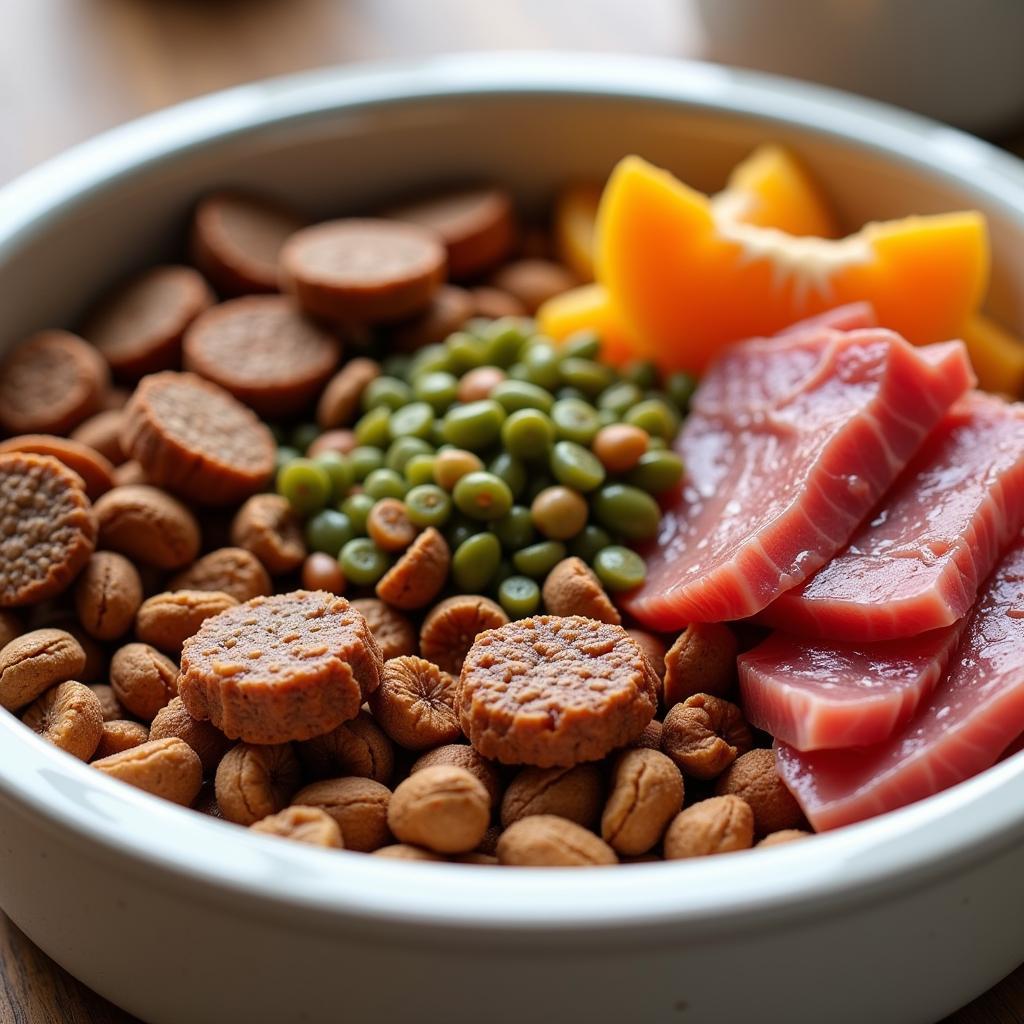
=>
[761,392,1024,640]
[622,328,974,629]
[776,534,1024,831]
[738,622,964,751]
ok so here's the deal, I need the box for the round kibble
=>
[22,681,104,761]
[0,434,115,502]
[419,591,509,673]
[231,493,306,575]
[663,795,754,859]
[351,599,418,661]
[472,287,526,320]
[497,815,617,867]
[110,643,178,722]
[298,709,394,784]
[388,765,490,854]
[390,285,475,352]
[135,590,239,655]
[250,806,344,848]
[662,694,753,781]
[215,742,302,825]
[541,557,620,624]
[490,260,577,314]
[95,484,200,571]
[93,737,203,806]
[373,844,444,862]
[0,629,87,713]
[293,777,392,853]
[627,629,667,681]
[601,748,684,855]
[74,551,143,642]
[93,719,151,760]
[375,527,450,610]
[410,744,502,810]
[370,656,461,751]
[308,429,358,459]
[317,357,381,429]
[663,623,738,707]
[530,486,587,540]
[757,829,813,848]
[89,683,123,723]
[169,547,273,603]
[714,748,805,836]
[149,695,232,776]
[500,763,604,830]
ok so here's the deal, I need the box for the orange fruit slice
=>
[961,313,1024,396]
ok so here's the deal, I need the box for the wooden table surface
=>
[0,1,1021,1021]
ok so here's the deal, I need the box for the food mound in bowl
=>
[1,145,1022,867]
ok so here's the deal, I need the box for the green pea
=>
[404,453,437,487]
[491,379,555,414]
[559,357,613,398]
[592,484,661,541]
[429,420,448,447]
[549,440,605,492]
[626,450,685,494]
[408,344,451,381]
[593,545,647,591]
[339,538,391,586]
[413,371,459,413]
[625,398,679,441]
[522,343,562,390]
[404,484,452,529]
[388,401,435,441]
[452,471,513,521]
[482,318,531,367]
[666,371,698,412]
[385,436,433,474]
[362,376,412,412]
[551,397,601,445]
[354,406,392,447]
[512,540,567,579]
[305,509,355,556]
[290,422,320,455]
[506,361,530,382]
[340,493,375,535]
[498,575,541,618]
[274,445,301,475]
[623,360,659,390]
[312,451,355,501]
[598,408,618,428]
[488,452,527,499]
[559,329,601,361]
[555,386,588,403]
[502,408,556,461]
[648,437,667,451]
[445,331,488,374]
[349,446,384,481]
[570,524,612,564]
[380,354,412,380]
[452,532,502,591]
[363,468,408,501]
[490,505,536,550]
[598,381,643,417]
[276,458,332,516]
[442,400,506,450]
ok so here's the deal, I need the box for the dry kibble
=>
[410,744,502,811]
[317,357,381,429]
[168,547,272,603]
[93,719,151,760]
[64,625,107,686]
[112,461,147,487]
[94,485,201,570]
[366,498,418,552]
[758,829,812,848]
[454,852,499,866]
[0,611,23,650]
[715,748,805,836]
[71,409,128,466]
[541,557,620,625]
[215,742,302,825]
[89,683,124,722]
[489,260,577,314]
[500,763,604,830]
[663,622,738,707]
[293,777,392,853]
[351,599,418,660]
[22,681,104,761]
[375,527,449,610]
[193,783,223,819]
[150,696,232,775]
[250,806,344,849]
[664,795,754,859]
[476,824,502,857]
[373,844,445,862]
[661,693,753,781]
[497,815,617,867]
[298,710,395,784]
[601,748,684,856]
[135,590,239,654]
[388,765,489,854]
[93,737,203,806]
[0,629,87,712]
[230,493,306,574]
[634,719,663,750]
[369,656,461,751]
[110,643,178,722]
[627,629,667,681]
[419,594,508,675]
[74,551,143,641]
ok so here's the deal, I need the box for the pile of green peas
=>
[273,316,695,620]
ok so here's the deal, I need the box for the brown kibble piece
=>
[214,742,301,824]
[373,844,444,862]
[22,681,104,761]
[231,494,306,575]
[0,435,115,501]
[184,296,340,417]
[470,286,527,319]
[191,190,305,296]
[110,643,178,722]
[94,719,150,759]
[0,454,97,608]
[112,461,148,487]
[94,485,200,570]
[420,594,508,676]
[83,265,214,378]
[179,591,383,744]
[281,218,446,324]
[0,330,108,435]
[150,695,232,775]
[89,683,124,722]
[489,260,577,314]
[122,371,275,505]
[459,616,658,767]
[476,824,502,857]
[500,763,604,830]
[0,612,22,650]
[93,736,203,805]
[627,629,667,680]
[634,719,663,751]
[389,285,475,351]
[298,709,394,784]
[366,498,418,553]
[294,777,392,853]
[541,557,620,625]
[369,655,461,751]
[351,599,417,660]
[63,625,107,686]
[316,357,381,429]
[497,815,617,867]
[307,429,357,459]
[410,743,502,810]
[71,410,127,466]
[101,387,132,412]
[301,552,347,595]
[375,527,449,610]
[135,590,239,655]
[74,551,143,642]
[250,806,344,849]
[663,623,738,707]
[757,829,812,848]
[192,783,222,818]
[0,629,86,712]
[169,547,273,603]
[715,748,805,836]
[662,693,753,781]
[663,795,754,859]
[388,766,489,854]
[454,852,499,866]
[387,187,515,280]
[601,748,684,855]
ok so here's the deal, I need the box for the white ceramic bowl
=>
[2,54,1024,1024]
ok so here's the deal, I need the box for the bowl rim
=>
[2,51,1024,934]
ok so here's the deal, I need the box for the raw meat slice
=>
[622,328,974,629]
[738,622,964,751]
[774,301,877,338]
[776,534,1024,831]
[761,392,1024,641]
